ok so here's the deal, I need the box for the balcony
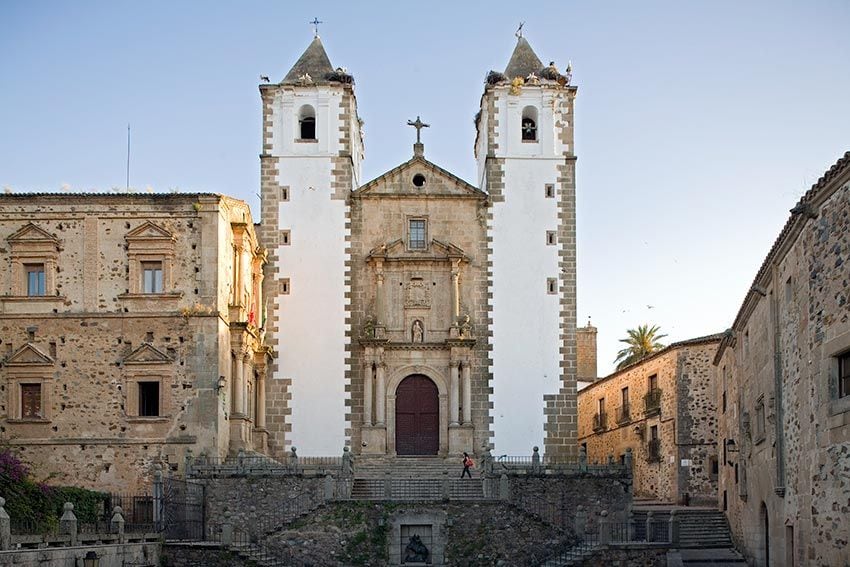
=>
[647,438,662,463]
[644,388,662,417]
[615,404,631,425]
[592,411,607,432]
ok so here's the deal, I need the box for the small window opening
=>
[25,264,46,296]
[412,174,426,188]
[298,105,316,140]
[281,278,290,295]
[521,106,538,141]
[141,262,163,294]
[545,184,555,198]
[547,277,557,295]
[21,383,42,418]
[838,351,850,398]
[138,382,160,417]
[282,230,291,245]
[546,231,556,245]
[281,187,290,201]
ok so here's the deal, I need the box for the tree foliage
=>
[0,448,108,532]
[614,324,668,370]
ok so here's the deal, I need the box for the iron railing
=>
[189,454,342,477]
[616,403,631,424]
[592,411,607,431]
[644,388,662,416]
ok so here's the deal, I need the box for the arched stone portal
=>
[395,375,439,455]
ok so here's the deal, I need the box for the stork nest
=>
[325,70,355,84]
[485,70,507,85]
[539,66,561,81]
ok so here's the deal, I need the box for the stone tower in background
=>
[577,320,598,386]
[259,36,364,455]
[475,36,579,455]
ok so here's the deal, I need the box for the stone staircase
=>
[350,456,489,500]
[632,507,734,547]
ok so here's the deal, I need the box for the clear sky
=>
[2,1,848,375]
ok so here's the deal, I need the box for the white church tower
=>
[475,36,578,456]
[259,35,363,455]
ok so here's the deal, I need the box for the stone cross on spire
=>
[407,116,430,157]
[309,17,323,37]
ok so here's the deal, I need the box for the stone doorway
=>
[395,375,439,455]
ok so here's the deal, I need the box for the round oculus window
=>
[412,174,426,188]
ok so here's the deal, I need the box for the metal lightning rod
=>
[126,123,131,190]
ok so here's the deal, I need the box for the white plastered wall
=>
[487,87,569,454]
[270,86,350,455]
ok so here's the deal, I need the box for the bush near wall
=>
[0,448,109,531]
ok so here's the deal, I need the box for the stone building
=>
[578,334,721,504]
[260,33,580,457]
[0,193,269,491]
[714,152,850,566]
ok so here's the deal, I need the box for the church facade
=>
[260,34,579,457]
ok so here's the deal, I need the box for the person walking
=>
[461,452,474,479]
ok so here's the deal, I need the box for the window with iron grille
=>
[839,351,850,398]
[21,383,42,418]
[408,219,427,250]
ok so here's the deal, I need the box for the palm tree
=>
[614,324,668,370]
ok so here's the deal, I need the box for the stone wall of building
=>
[577,338,720,504]
[715,154,850,567]
[162,544,252,567]
[0,194,268,492]
[200,475,325,529]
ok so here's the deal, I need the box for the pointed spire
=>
[504,36,544,80]
[282,36,335,84]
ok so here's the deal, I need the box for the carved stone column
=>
[375,262,385,325]
[450,262,461,320]
[375,363,387,425]
[462,362,472,424]
[256,367,266,429]
[363,362,374,426]
[449,361,460,426]
[232,352,244,416]
[242,354,252,416]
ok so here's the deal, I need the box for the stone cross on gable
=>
[407,116,430,144]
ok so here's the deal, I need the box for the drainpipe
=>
[768,267,785,496]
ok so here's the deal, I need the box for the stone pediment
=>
[368,238,469,263]
[356,156,485,199]
[125,221,175,241]
[5,343,54,366]
[7,223,60,245]
[123,343,173,365]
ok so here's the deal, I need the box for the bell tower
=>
[475,34,578,456]
[259,34,364,455]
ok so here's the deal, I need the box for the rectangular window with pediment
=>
[408,219,427,250]
[25,264,46,296]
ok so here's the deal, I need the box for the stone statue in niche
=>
[403,534,430,563]
[412,320,424,343]
[458,313,472,338]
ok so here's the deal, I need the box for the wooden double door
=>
[395,374,439,455]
